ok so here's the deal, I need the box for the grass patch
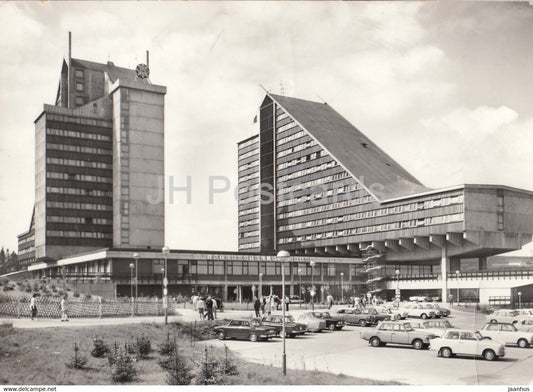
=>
[0,323,402,385]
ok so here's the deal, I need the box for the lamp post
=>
[259,272,263,300]
[310,260,316,311]
[298,269,302,308]
[277,250,290,377]
[133,253,139,301]
[340,272,344,303]
[162,246,170,324]
[395,269,400,301]
[455,270,460,305]
[518,291,522,309]
[129,263,135,317]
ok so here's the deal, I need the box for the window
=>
[460,332,476,341]
[76,82,84,91]
[75,69,84,78]
[379,323,393,331]
[485,324,500,331]
[75,96,84,105]
[447,331,459,340]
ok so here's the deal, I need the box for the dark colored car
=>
[214,319,277,342]
[361,308,392,324]
[335,308,375,327]
[311,311,346,331]
[260,315,307,338]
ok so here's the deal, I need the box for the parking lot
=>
[210,306,533,385]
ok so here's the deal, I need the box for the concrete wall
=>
[34,115,47,259]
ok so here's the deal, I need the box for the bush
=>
[110,348,137,383]
[194,345,225,385]
[91,337,110,358]
[159,343,193,385]
[136,335,152,359]
[158,332,175,356]
[66,342,88,370]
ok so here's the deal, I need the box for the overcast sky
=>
[1,2,533,253]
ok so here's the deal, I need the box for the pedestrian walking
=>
[260,297,266,315]
[326,293,334,309]
[192,294,199,312]
[212,296,218,319]
[206,295,214,320]
[253,297,261,317]
[60,295,69,322]
[197,296,206,320]
[29,294,37,320]
[284,295,290,311]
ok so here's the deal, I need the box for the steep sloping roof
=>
[71,58,151,85]
[268,93,431,200]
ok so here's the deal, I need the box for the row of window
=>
[277,198,372,219]
[46,115,110,129]
[46,157,112,169]
[276,129,305,146]
[278,160,338,183]
[238,230,259,238]
[18,247,35,256]
[18,236,34,246]
[277,150,326,170]
[276,111,290,122]
[276,120,297,135]
[46,128,111,142]
[278,139,318,158]
[46,216,112,225]
[239,218,259,227]
[277,213,464,244]
[238,242,260,250]
[238,160,259,173]
[238,137,259,149]
[47,143,112,156]
[277,183,362,208]
[46,186,112,197]
[238,206,260,217]
[239,171,260,183]
[239,183,259,194]
[238,147,259,161]
[47,201,112,211]
[277,172,352,195]
[47,230,112,239]
[47,172,112,183]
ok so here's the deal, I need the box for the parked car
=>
[514,318,533,332]
[214,319,277,342]
[361,308,392,324]
[260,315,307,338]
[400,303,436,319]
[296,312,327,332]
[430,329,505,361]
[408,319,455,337]
[335,308,375,327]
[360,321,436,350]
[311,311,346,331]
[289,295,304,304]
[432,303,451,317]
[419,303,443,318]
[514,309,533,317]
[480,322,533,348]
[486,309,521,324]
[409,296,431,302]
[376,306,406,320]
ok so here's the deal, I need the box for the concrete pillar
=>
[478,257,488,271]
[441,247,449,303]
[223,284,228,302]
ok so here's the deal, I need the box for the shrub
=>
[110,348,137,383]
[158,342,193,385]
[136,335,152,359]
[158,332,175,356]
[73,292,80,298]
[194,345,224,385]
[66,342,88,370]
[91,337,110,358]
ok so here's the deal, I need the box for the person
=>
[212,296,218,319]
[60,295,69,322]
[326,293,334,309]
[205,295,214,320]
[260,297,266,315]
[197,296,206,320]
[285,295,290,311]
[253,296,261,317]
[192,294,199,312]
[30,294,37,320]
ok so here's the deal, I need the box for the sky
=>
[1,1,533,253]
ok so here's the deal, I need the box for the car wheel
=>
[249,333,258,342]
[490,319,497,323]
[440,347,452,358]
[483,349,496,361]
[217,331,226,340]
[421,313,428,320]
[370,337,381,347]
[283,330,290,338]
[328,323,336,331]
[359,319,367,327]
[412,339,424,350]
[518,338,529,348]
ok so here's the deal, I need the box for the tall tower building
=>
[20,37,166,263]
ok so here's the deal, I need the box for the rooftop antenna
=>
[68,32,72,108]
[146,50,150,68]
[280,80,285,96]
[259,83,269,93]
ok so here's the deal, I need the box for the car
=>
[480,322,533,348]
[376,306,406,320]
[432,303,451,317]
[409,296,431,302]
[430,329,505,361]
[514,318,533,332]
[289,295,304,304]
[214,319,277,342]
[400,303,436,319]
[361,308,392,324]
[514,309,533,317]
[408,319,455,337]
[360,321,436,350]
[335,308,375,327]
[260,315,307,338]
[486,309,521,324]
[419,303,443,318]
[297,312,327,332]
[311,311,346,331]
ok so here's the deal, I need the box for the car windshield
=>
[285,316,295,322]
[323,312,332,318]
[442,321,452,328]
[250,320,260,327]
[474,331,483,340]
[403,323,415,331]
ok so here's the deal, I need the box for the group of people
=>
[28,293,69,321]
[253,295,291,317]
[192,294,222,320]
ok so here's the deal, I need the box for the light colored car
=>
[377,305,408,320]
[514,309,533,317]
[480,322,533,348]
[486,309,521,324]
[408,319,455,337]
[514,318,533,332]
[296,312,327,332]
[430,329,505,361]
[400,303,436,319]
[360,321,436,350]
[335,308,375,327]
[420,303,443,318]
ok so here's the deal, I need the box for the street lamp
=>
[133,253,139,301]
[277,250,290,377]
[162,246,170,324]
[129,263,135,317]
[395,269,400,301]
[340,272,344,303]
[455,270,460,304]
[310,260,316,311]
[259,272,263,300]
[518,291,522,309]
[298,269,302,308]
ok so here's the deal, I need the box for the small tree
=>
[136,334,151,359]
[158,337,193,385]
[66,342,88,370]
[91,336,110,358]
[110,347,137,383]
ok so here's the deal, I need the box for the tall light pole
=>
[129,263,135,317]
[455,270,460,305]
[395,269,400,301]
[298,269,302,308]
[518,291,522,309]
[133,253,139,301]
[310,260,316,311]
[162,246,170,324]
[340,272,344,303]
[259,272,263,299]
[277,250,290,377]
